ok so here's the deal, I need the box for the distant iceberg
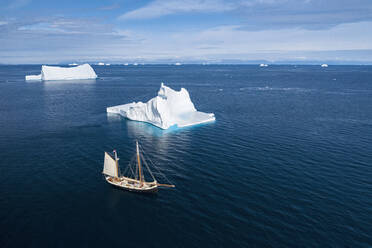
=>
[98,62,105,66]
[25,64,97,81]
[25,74,42,81]
[260,63,268,67]
[68,63,78,66]
[321,64,328,67]
[107,83,215,129]
[175,62,182,66]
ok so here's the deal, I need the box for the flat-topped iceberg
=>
[107,83,215,129]
[25,74,42,81]
[26,64,97,81]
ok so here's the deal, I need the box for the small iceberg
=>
[25,64,97,81]
[107,83,215,130]
[98,62,105,66]
[133,63,138,66]
[106,63,111,66]
[175,62,182,66]
[25,74,42,81]
[321,64,328,67]
[124,63,129,66]
[68,63,78,66]
[260,63,268,67]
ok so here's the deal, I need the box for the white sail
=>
[103,152,118,177]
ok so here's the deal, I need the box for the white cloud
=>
[118,0,234,20]
[118,0,313,21]
[14,18,123,36]
[174,22,372,52]
[2,17,372,63]
[102,21,372,60]
[240,0,288,7]
[118,0,372,31]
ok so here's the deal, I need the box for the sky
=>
[0,0,372,64]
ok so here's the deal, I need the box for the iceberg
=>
[260,63,268,67]
[98,62,105,66]
[321,64,328,67]
[25,74,42,81]
[107,83,215,129]
[25,64,97,81]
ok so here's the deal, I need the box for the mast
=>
[136,141,143,183]
[114,150,119,178]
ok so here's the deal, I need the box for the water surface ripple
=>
[0,65,372,247]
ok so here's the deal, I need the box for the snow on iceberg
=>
[25,64,97,81]
[107,83,215,129]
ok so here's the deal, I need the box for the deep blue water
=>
[1,64,372,247]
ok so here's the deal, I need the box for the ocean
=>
[0,64,371,247]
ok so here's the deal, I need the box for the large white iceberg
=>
[107,83,215,129]
[25,64,97,81]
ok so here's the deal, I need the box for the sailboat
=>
[102,141,175,193]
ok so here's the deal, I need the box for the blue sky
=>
[1,0,372,64]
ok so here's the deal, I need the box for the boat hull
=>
[105,176,158,193]
[110,183,158,193]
